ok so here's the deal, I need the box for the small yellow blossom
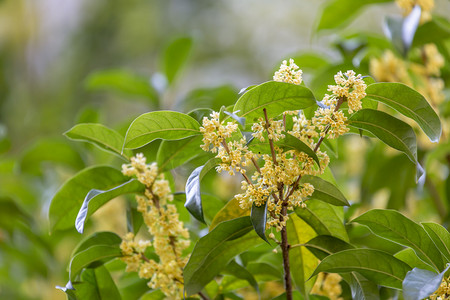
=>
[311,273,344,300]
[273,58,303,85]
[427,276,450,300]
[396,0,434,23]
[423,44,445,76]
[327,70,367,114]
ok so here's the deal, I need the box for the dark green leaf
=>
[316,0,391,31]
[365,83,442,143]
[422,222,450,262]
[304,235,354,260]
[183,217,262,295]
[156,135,205,172]
[279,134,320,167]
[251,201,269,243]
[49,166,130,233]
[295,200,349,242]
[403,265,450,300]
[123,111,201,149]
[352,209,445,272]
[75,179,144,233]
[287,214,318,297]
[412,17,450,48]
[223,260,259,293]
[65,123,133,159]
[347,273,381,300]
[233,81,316,124]
[300,175,349,206]
[162,37,192,84]
[69,245,122,281]
[311,249,411,289]
[84,69,158,105]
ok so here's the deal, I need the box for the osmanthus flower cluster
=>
[120,154,190,299]
[428,276,450,300]
[199,61,367,231]
[396,0,434,22]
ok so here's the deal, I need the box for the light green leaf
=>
[65,123,133,159]
[316,0,391,31]
[49,166,129,233]
[68,266,122,300]
[69,245,122,281]
[233,81,316,124]
[422,222,450,262]
[123,111,201,149]
[156,135,205,172]
[300,175,349,206]
[295,199,349,242]
[311,249,411,289]
[403,265,450,300]
[183,216,262,296]
[84,69,158,105]
[395,248,436,272]
[365,83,442,142]
[140,289,166,300]
[71,232,122,258]
[210,198,250,231]
[162,37,192,84]
[287,214,318,297]
[352,209,445,272]
[75,179,145,233]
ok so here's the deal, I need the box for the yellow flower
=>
[273,58,303,85]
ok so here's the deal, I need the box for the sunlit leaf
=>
[365,83,442,143]
[210,198,250,231]
[233,81,316,124]
[123,111,201,149]
[75,179,145,233]
[395,248,436,272]
[403,265,450,300]
[65,123,133,159]
[300,175,349,206]
[422,222,450,262]
[352,209,445,272]
[49,166,130,233]
[183,217,262,296]
[311,249,411,289]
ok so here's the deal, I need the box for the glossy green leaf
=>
[71,232,122,257]
[233,81,316,124]
[287,214,318,297]
[295,199,349,242]
[352,209,445,272]
[20,139,84,176]
[316,0,391,31]
[395,248,435,272]
[123,111,201,149]
[251,201,269,243]
[84,69,158,104]
[65,123,133,159]
[223,260,259,293]
[183,217,262,296]
[185,158,221,223]
[69,245,122,281]
[403,265,450,300]
[75,179,145,233]
[365,83,442,143]
[311,249,411,289]
[210,198,250,231]
[300,175,349,206]
[156,135,205,171]
[163,37,192,84]
[422,222,450,262]
[49,166,130,233]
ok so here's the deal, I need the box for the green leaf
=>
[123,111,201,149]
[287,214,318,297]
[304,235,354,260]
[182,85,238,112]
[162,37,192,84]
[65,123,133,159]
[422,222,450,262]
[412,17,450,48]
[295,200,349,242]
[300,175,349,206]
[403,265,450,300]
[19,139,84,176]
[347,273,381,300]
[311,249,411,289]
[71,232,122,257]
[156,135,205,172]
[69,245,122,281]
[75,179,145,233]
[185,158,221,223]
[365,83,442,143]
[251,201,269,244]
[233,81,316,124]
[140,289,166,300]
[84,69,158,105]
[348,109,423,181]
[223,260,259,293]
[395,248,436,272]
[385,16,406,55]
[210,198,250,231]
[183,216,262,295]
[352,209,445,272]
[49,166,130,233]
[279,134,320,167]
[187,108,214,123]
[316,0,391,31]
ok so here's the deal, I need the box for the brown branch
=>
[263,108,278,166]
[280,205,293,300]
